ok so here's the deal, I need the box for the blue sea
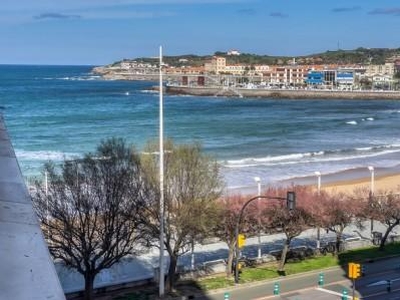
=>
[1,65,400,191]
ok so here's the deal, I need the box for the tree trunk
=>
[379,221,400,251]
[335,231,342,256]
[226,241,235,276]
[166,253,178,293]
[279,239,290,272]
[83,271,96,300]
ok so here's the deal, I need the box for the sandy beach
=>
[229,166,400,196]
[323,173,400,194]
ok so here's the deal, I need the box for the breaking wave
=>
[15,150,81,161]
[222,144,400,169]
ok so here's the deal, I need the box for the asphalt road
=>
[197,256,400,300]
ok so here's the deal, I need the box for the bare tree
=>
[140,140,223,292]
[31,138,148,300]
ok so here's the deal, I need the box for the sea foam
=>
[15,150,80,161]
[222,144,400,169]
[346,120,358,125]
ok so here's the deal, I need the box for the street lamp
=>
[254,176,262,259]
[368,166,374,194]
[44,171,50,240]
[314,171,321,250]
[159,45,165,298]
[368,166,374,233]
[234,192,296,283]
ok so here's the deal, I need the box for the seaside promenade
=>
[0,115,65,300]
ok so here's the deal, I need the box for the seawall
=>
[0,115,66,300]
[166,85,400,100]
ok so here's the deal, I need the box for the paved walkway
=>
[59,217,388,294]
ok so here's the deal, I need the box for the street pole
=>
[315,171,321,250]
[368,166,375,194]
[45,171,49,240]
[190,239,195,271]
[159,45,165,298]
[254,177,262,259]
[368,166,374,234]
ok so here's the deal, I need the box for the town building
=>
[204,56,227,74]
[365,63,395,77]
[305,71,324,86]
[227,49,241,56]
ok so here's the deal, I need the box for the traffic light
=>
[353,263,361,278]
[348,263,354,278]
[287,191,296,210]
[348,262,361,279]
[237,234,246,248]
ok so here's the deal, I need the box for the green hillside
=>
[112,47,400,67]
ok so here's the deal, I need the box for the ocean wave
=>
[141,89,158,94]
[15,150,80,161]
[346,120,357,125]
[361,117,374,121]
[222,144,400,169]
[44,75,102,81]
[225,151,327,168]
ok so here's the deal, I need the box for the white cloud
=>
[1,0,246,24]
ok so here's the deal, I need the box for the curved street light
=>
[234,192,296,283]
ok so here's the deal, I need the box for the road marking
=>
[316,287,352,299]
[367,280,390,287]
[252,279,351,299]
[367,277,400,287]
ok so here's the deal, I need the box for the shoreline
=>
[166,85,400,100]
[227,165,400,196]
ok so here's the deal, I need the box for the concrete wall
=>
[166,86,400,100]
[0,115,65,300]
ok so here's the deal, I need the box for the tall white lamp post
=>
[159,45,165,298]
[368,166,375,194]
[254,176,262,259]
[314,171,321,250]
[44,171,49,240]
[368,166,375,233]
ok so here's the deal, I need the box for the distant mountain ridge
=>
[110,47,400,67]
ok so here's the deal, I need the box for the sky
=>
[1,0,400,65]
